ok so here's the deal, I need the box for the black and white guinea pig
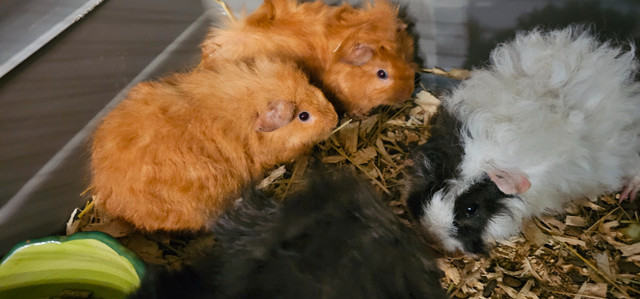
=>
[404,26,640,254]
[131,171,447,299]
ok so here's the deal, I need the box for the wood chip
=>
[359,114,379,134]
[322,155,346,164]
[594,251,614,278]
[553,236,587,248]
[414,90,440,116]
[574,282,607,298]
[583,201,605,211]
[352,146,377,165]
[618,242,640,257]
[515,279,537,299]
[498,284,520,298]
[338,121,359,154]
[422,67,471,80]
[537,216,566,235]
[523,220,551,246]
[566,216,588,227]
[257,165,286,189]
[599,221,620,234]
[375,137,394,165]
[65,208,81,235]
[385,119,408,126]
[438,258,462,285]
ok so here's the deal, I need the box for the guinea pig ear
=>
[339,43,374,66]
[255,100,296,132]
[487,169,531,195]
[246,0,276,26]
[397,21,408,32]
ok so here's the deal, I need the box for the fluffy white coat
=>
[439,27,640,249]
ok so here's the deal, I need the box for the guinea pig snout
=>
[392,71,415,101]
[420,190,467,253]
[397,79,415,100]
[420,177,519,254]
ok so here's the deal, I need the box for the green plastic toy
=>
[0,231,145,299]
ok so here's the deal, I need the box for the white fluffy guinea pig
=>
[404,27,640,254]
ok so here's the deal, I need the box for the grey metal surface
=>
[0,0,104,78]
[0,0,210,254]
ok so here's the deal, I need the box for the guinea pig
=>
[90,58,337,232]
[403,27,640,254]
[201,0,416,117]
[130,171,447,299]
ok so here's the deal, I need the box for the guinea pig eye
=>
[377,69,388,80]
[465,203,479,217]
[298,111,310,122]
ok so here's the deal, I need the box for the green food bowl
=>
[0,232,145,299]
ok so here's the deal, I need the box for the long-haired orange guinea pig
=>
[201,0,416,117]
[90,58,337,231]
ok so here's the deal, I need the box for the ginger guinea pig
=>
[90,58,337,231]
[201,0,416,117]
[404,27,640,254]
[130,171,446,299]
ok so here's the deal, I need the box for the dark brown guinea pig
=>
[129,171,447,299]
[90,58,337,232]
[201,0,416,117]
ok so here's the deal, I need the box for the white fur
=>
[421,190,465,252]
[483,198,527,244]
[446,27,640,244]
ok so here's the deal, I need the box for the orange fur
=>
[90,58,337,231]
[201,0,416,117]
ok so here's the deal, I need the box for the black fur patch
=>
[453,175,514,254]
[405,106,465,220]
[131,171,447,298]
[404,107,517,254]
